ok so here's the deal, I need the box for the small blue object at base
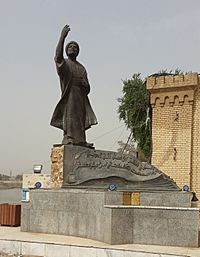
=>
[108,184,117,191]
[183,185,189,192]
[35,181,42,189]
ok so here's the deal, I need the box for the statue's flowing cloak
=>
[50,58,97,134]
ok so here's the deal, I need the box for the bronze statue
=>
[50,25,97,148]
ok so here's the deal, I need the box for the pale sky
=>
[0,0,200,175]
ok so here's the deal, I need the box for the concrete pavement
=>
[0,226,199,257]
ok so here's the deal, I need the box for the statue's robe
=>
[50,58,97,144]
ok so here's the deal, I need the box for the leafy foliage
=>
[118,73,151,159]
[118,70,188,160]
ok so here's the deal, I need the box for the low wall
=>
[21,189,122,244]
[140,191,192,207]
[105,205,199,247]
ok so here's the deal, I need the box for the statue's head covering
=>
[65,41,80,56]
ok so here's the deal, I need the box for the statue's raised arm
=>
[55,25,70,63]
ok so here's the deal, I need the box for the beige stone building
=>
[147,73,200,198]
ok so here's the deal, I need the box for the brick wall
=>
[147,73,200,197]
[51,145,64,188]
[191,85,200,197]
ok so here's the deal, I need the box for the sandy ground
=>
[0,181,22,189]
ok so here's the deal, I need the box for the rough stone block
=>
[132,210,169,245]
[140,192,192,207]
[21,202,30,232]
[111,208,133,244]
[29,209,58,234]
[107,206,199,247]
[104,191,123,205]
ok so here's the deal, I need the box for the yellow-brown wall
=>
[147,73,200,197]
[51,145,64,188]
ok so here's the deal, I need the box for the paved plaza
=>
[0,226,199,257]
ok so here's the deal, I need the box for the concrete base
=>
[2,227,200,257]
[105,205,199,247]
[21,189,199,247]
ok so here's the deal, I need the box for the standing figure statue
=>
[50,25,97,148]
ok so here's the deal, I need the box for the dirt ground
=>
[0,181,22,189]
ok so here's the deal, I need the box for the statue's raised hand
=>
[61,25,70,38]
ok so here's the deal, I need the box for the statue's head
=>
[65,41,80,58]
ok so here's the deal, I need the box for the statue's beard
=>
[67,51,78,58]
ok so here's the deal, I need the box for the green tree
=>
[118,70,187,160]
[118,73,152,160]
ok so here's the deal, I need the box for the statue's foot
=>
[62,135,94,149]
[62,136,74,145]
[85,142,94,149]
[76,142,94,149]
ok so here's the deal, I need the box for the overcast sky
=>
[0,0,200,175]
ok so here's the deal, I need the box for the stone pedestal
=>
[21,189,199,247]
[51,145,180,191]
[43,145,200,247]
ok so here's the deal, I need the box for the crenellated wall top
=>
[146,73,199,91]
